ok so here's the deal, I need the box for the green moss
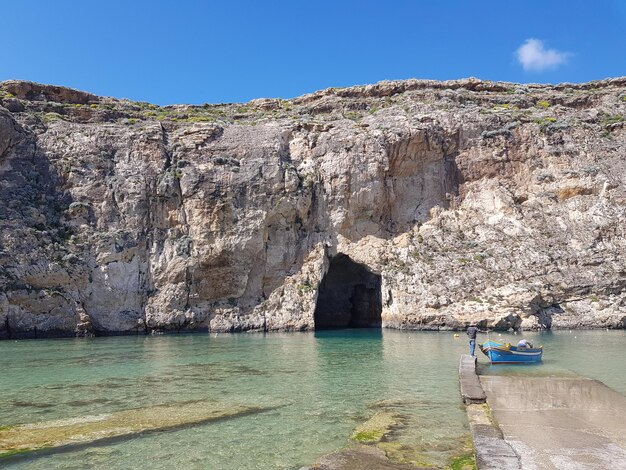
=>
[351,410,400,444]
[536,100,551,109]
[449,453,476,470]
[353,430,383,443]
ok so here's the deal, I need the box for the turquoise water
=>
[2,329,625,469]
[0,330,471,469]
[478,330,626,394]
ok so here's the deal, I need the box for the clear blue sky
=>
[2,1,625,105]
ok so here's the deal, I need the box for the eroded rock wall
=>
[1,78,625,337]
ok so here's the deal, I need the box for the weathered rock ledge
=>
[1,77,625,338]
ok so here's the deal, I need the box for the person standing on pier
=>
[466,325,480,356]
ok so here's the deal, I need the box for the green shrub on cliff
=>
[187,115,215,123]
[43,112,64,123]
[344,111,361,121]
[601,114,624,126]
[536,100,551,109]
[534,117,557,125]
[296,280,314,295]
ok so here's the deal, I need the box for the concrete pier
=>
[459,355,486,404]
[461,357,626,469]
[459,355,521,469]
[481,376,626,469]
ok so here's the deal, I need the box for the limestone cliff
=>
[1,77,625,338]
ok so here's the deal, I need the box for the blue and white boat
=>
[479,340,543,364]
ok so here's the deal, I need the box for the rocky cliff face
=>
[1,78,625,338]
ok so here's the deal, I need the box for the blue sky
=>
[2,1,625,105]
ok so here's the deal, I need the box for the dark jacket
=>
[466,326,478,340]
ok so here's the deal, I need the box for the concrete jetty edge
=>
[458,355,521,469]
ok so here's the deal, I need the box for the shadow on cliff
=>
[0,112,84,338]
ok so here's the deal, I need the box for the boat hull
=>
[479,340,543,364]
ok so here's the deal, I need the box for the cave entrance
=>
[314,254,382,329]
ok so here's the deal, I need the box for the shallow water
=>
[477,329,626,394]
[0,330,471,469]
[1,329,624,469]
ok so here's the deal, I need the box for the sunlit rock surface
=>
[1,77,625,337]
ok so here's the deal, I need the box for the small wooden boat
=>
[479,340,543,364]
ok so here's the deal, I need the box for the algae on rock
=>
[351,410,402,444]
[0,401,269,458]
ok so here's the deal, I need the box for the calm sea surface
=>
[1,329,624,469]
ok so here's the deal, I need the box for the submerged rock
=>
[0,401,269,458]
[351,410,402,444]
[1,77,626,337]
[377,438,475,469]
[311,444,424,470]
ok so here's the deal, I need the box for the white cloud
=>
[516,39,569,72]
